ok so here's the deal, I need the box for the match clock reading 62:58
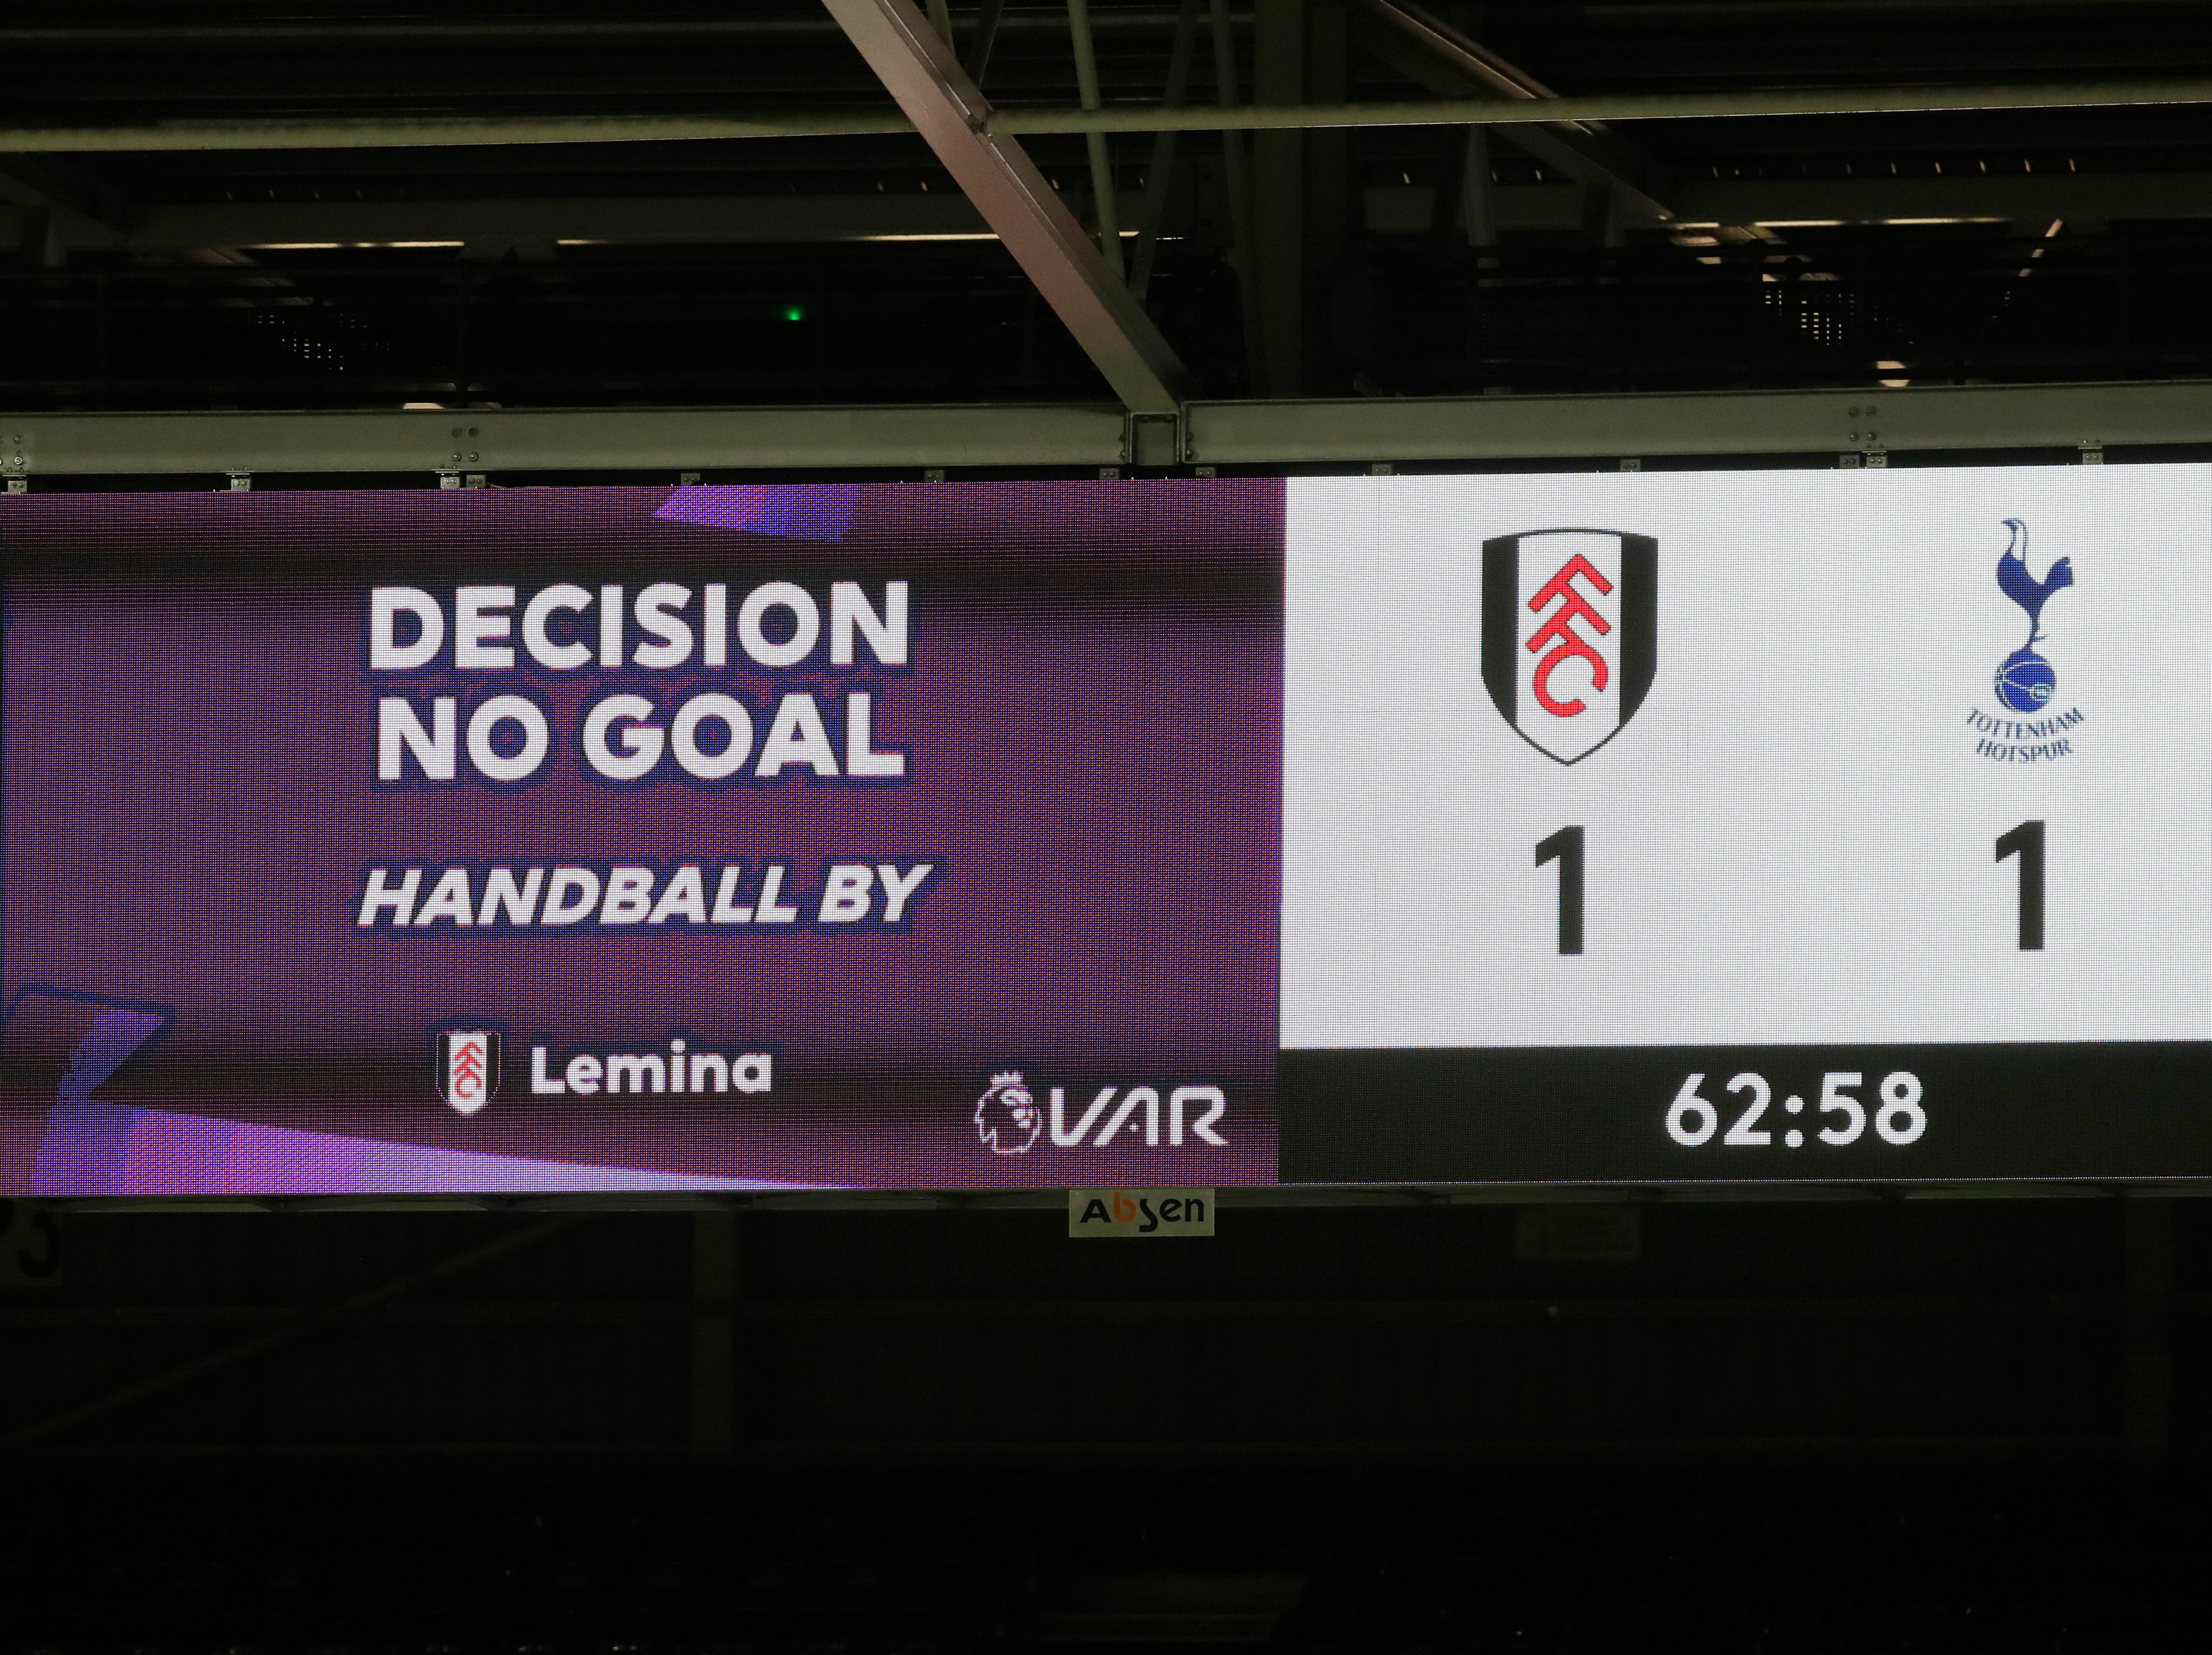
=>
[1665,1071,1927,1149]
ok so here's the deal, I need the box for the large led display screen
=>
[1,483,1281,1193]
[8,464,2212,1193]
[1281,464,2212,1183]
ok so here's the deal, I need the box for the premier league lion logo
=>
[974,1070,1042,1155]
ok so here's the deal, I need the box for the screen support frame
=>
[4,378,2211,484]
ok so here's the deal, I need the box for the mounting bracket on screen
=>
[1125,412,1182,470]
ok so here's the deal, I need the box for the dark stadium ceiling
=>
[9,0,2212,411]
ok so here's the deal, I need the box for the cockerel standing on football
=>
[1996,517,2072,650]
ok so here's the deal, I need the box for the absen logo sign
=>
[1068,1188,1215,1238]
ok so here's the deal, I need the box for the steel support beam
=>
[1357,173,2212,235]
[0,12,1202,46]
[1181,381,2212,463]
[0,156,129,262]
[1249,0,1307,396]
[100,193,1006,250]
[821,0,1192,413]
[7,381,2212,479]
[964,0,1009,84]
[0,404,1133,477]
[1670,171,2212,229]
[1460,130,1496,243]
[1208,0,1264,385]
[0,114,916,151]
[999,76,2212,133]
[0,156,126,232]
[1129,0,1203,299]
[1348,0,1674,226]
[31,172,2212,257]
[15,77,2212,152]
[1303,0,1349,277]
[1066,0,1126,279]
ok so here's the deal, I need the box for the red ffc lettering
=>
[1526,554,1613,718]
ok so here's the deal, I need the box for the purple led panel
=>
[1,481,1283,1193]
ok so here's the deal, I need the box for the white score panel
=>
[1282,465,2212,1048]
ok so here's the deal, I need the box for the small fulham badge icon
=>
[1481,529,1657,764]
[435,1030,500,1115]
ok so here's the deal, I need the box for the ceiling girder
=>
[0,155,129,262]
[5,382,2208,477]
[1349,0,1676,225]
[819,0,1193,413]
[14,168,2202,254]
[12,76,2212,152]
[1351,13,1670,225]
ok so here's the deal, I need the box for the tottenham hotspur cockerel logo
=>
[1481,529,1657,764]
[1968,516,2082,763]
[1992,516,2072,712]
[974,1071,1042,1155]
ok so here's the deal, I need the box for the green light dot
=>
[783,305,806,322]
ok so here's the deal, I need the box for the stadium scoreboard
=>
[1281,467,2211,1181]
[5,464,2209,1192]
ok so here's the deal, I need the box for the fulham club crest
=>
[1481,528,1656,764]
[435,1029,501,1115]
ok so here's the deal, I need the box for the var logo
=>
[1481,529,1657,764]
[972,1074,1229,1154]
